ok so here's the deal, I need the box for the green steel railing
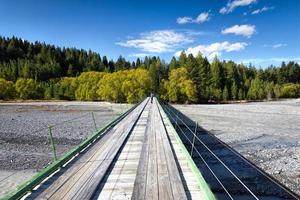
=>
[157,100,216,200]
[2,102,139,200]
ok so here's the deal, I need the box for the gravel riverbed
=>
[173,98,300,196]
[1,99,299,197]
[0,101,129,197]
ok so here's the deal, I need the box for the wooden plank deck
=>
[28,97,208,200]
[94,101,150,200]
[28,98,148,200]
[100,98,188,200]
[157,102,206,200]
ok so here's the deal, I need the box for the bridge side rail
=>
[157,99,216,200]
[2,100,142,200]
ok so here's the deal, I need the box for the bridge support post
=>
[175,110,179,129]
[48,126,57,161]
[191,122,198,157]
[92,112,97,131]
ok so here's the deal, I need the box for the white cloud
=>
[116,30,193,53]
[195,12,210,23]
[220,0,256,14]
[175,41,247,60]
[251,6,273,14]
[238,57,300,66]
[177,12,210,24]
[222,24,256,38]
[273,43,287,49]
[263,43,287,49]
[128,53,152,58]
[177,17,193,24]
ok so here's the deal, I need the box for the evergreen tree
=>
[102,56,109,71]
[222,86,229,101]
[178,51,187,68]
[231,82,238,100]
[169,56,178,71]
[238,88,244,100]
[195,54,211,101]
[136,58,141,68]
[211,56,225,90]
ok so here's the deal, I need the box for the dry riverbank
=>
[173,98,300,196]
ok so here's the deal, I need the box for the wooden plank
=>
[38,126,118,199]
[156,109,173,200]
[49,119,130,199]
[100,104,149,199]
[154,99,187,200]
[68,102,147,200]
[31,98,148,200]
[145,103,159,200]
[131,105,151,200]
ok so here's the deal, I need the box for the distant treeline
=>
[0,36,299,103]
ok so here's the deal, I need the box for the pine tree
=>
[196,54,211,101]
[102,56,109,71]
[211,56,225,90]
[108,60,115,72]
[178,51,187,68]
[231,82,238,100]
[238,88,244,100]
[169,56,178,71]
[136,58,142,68]
[222,86,229,101]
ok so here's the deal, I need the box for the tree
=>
[231,82,238,100]
[102,56,109,71]
[238,88,244,100]
[0,78,15,99]
[169,56,178,71]
[108,60,115,72]
[136,58,142,68]
[162,68,197,103]
[149,58,162,92]
[75,71,106,100]
[247,77,265,100]
[222,86,229,101]
[178,51,187,68]
[1,35,300,103]
[195,54,211,100]
[97,69,151,103]
[54,77,77,100]
[280,83,300,98]
[211,57,225,90]
[121,69,152,103]
[15,78,41,99]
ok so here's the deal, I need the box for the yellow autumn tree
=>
[75,71,107,100]
[162,67,197,103]
[54,77,77,100]
[121,69,152,103]
[0,78,15,99]
[97,69,152,103]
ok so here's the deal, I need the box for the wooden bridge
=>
[13,98,212,200]
[4,98,299,200]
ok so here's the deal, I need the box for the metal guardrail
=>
[2,101,140,200]
[160,102,259,200]
[161,102,300,200]
[156,100,216,200]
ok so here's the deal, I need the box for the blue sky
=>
[0,0,299,67]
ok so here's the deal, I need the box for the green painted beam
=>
[2,102,139,200]
[157,100,216,200]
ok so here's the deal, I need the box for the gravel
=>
[0,101,130,170]
[0,101,130,197]
[173,98,300,196]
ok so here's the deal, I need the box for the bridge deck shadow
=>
[163,103,299,200]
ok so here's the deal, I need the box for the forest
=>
[0,36,299,103]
